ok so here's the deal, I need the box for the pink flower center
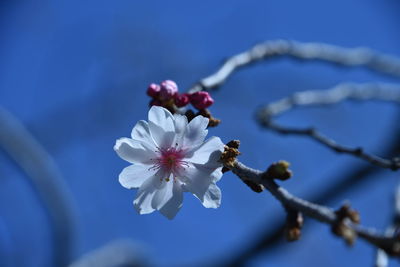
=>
[150,147,188,178]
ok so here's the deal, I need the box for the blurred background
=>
[1,0,400,266]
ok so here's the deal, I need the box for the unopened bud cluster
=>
[147,80,214,110]
[332,204,360,245]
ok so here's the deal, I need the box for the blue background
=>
[1,0,400,266]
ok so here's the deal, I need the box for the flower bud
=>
[146,83,160,98]
[174,93,190,107]
[189,91,214,110]
[159,80,178,100]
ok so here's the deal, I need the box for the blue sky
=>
[1,0,400,266]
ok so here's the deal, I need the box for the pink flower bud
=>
[159,80,178,100]
[147,83,160,98]
[149,99,162,107]
[174,93,190,107]
[189,91,214,109]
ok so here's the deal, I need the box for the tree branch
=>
[69,239,148,267]
[256,82,400,170]
[224,159,400,257]
[218,113,400,267]
[187,40,400,93]
[187,40,400,265]
[0,107,76,267]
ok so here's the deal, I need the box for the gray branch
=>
[0,107,76,267]
[188,40,400,169]
[188,40,400,93]
[188,40,400,265]
[228,160,400,255]
[256,82,400,170]
[69,239,148,267]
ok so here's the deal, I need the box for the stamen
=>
[149,146,188,179]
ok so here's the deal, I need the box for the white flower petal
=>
[131,120,156,147]
[151,176,172,210]
[182,115,209,149]
[114,138,157,164]
[182,163,223,202]
[186,136,224,167]
[148,106,175,148]
[202,183,221,209]
[133,171,165,214]
[148,106,175,130]
[119,164,156,189]
[159,181,183,219]
[174,114,188,134]
[173,114,188,148]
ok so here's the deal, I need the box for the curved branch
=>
[218,113,400,267]
[256,83,400,170]
[69,239,148,267]
[188,40,400,93]
[226,159,400,256]
[0,108,76,267]
[187,40,400,264]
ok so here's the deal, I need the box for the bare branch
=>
[69,239,148,267]
[218,115,400,267]
[187,40,400,93]
[256,82,400,170]
[0,107,76,267]
[187,40,400,265]
[225,159,400,255]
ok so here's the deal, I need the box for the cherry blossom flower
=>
[114,106,224,219]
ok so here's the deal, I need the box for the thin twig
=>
[225,159,400,256]
[187,40,400,93]
[188,40,400,169]
[188,40,400,266]
[256,82,400,170]
[218,114,400,267]
[0,107,76,267]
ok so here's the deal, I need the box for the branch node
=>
[332,204,360,246]
[263,160,292,181]
[197,108,221,127]
[285,208,304,242]
[242,180,264,193]
[335,203,360,224]
[220,140,241,172]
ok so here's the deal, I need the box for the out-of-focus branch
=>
[187,40,400,93]
[188,40,400,265]
[224,159,400,257]
[375,185,400,267]
[69,239,148,267]
[257,82,400,170]
[0,108,76,267]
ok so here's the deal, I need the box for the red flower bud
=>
[174,93,190,107]
[189,91,214,109]
[146,83,160,98]
[159,80,178,100]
